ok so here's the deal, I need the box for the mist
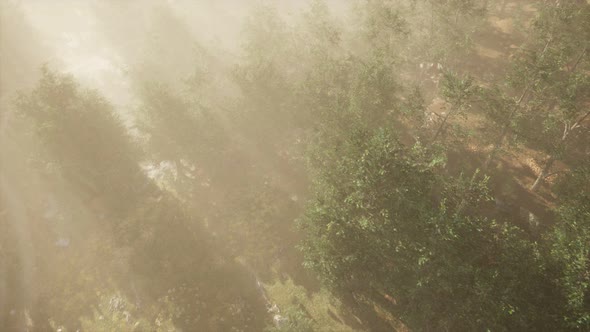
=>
[1,1,589,331]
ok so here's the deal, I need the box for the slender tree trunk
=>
[454,169,481,217]
[528,47,587,191]
[431,104,456,143]
[530,156,555,192]
[483,37,556,172]
[482,86,531,171]
[530,107,590,192]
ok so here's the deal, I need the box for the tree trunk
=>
[524,47,587,190]
[529,107,590,192]
[530,156,555,192]
[483,37,555,171]
[431,105,456,143]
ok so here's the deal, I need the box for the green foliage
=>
[76,293,178,332]
[264,278,358,332]
[475,85,513,131]
[509,2,590,155]
[15,67,146,216]
[545,164,590,330]
[301,127,438,289]
[431,71,478,143]
[358,0,410,59]
[440,71,476,106]
[476,1,590,190]
[409,0,488,65]
[300,126,559,330]
[13,67,269,331]
[264,305,314,332]
[235,3,295,136]
[136,82,231,197]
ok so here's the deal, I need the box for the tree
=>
[233,3,296,146]
[74,292,178,332]
[431,71,477,143]
[15,67,149,218]
[544,162,590,330]
[300,126,558,330]
[479,1,590,189]
[408,0,488,68]
[354,0,409,63]
[14,68,268,331]
[264,304,314,332]
[518,2,590,191]
[136,82,230,200]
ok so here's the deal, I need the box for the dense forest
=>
[1,0,589,331]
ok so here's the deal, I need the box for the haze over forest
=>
[1,1,589,331]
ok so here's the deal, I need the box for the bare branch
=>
[571,109,590,131]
